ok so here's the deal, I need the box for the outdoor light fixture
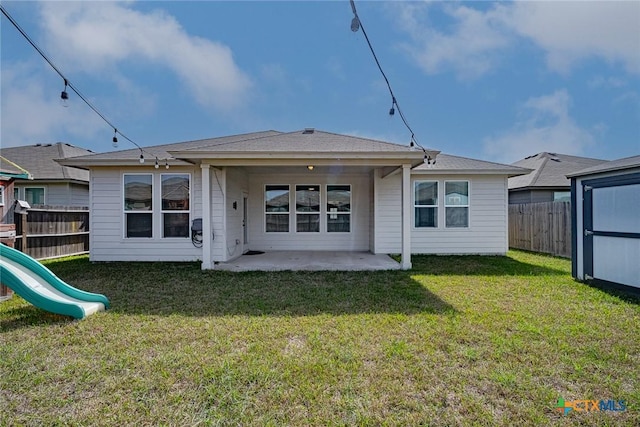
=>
[350,0,360,32]
[112,129,118,147]
[60,79,69,107]
[307,165,314,171]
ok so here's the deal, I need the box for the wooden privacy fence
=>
[509,201,571,258]
[14,206,89,260]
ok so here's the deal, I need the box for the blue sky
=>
[1,1,639,164]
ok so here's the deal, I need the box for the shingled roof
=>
[57,129,434,168]
[413,153,530,176]
[509,152,606,190]
[567,155,640,177]
[0,142,93,182]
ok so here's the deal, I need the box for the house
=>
[0,156,32,224]
[0,142,93,207]
[58,129,529,270]
[568,155,640,291]
[509,152,606,204]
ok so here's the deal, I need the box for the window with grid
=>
[414,181,438,228]
[445,181,469,228]
[265,185,290,232]
[161,174,190,238]
[327,185,351,232]
[124,174,153,238]
[296,185,320,232]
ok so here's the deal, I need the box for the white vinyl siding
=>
[14,182,89,207]
[374,173,509,255]
[89,167,202,262]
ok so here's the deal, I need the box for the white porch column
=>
[201,164,213,270]
[401,163,412,270]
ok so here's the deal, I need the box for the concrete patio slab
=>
[216,251,401,272]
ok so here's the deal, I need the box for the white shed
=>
[569,155,640,291]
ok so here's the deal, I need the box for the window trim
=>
[265,184,291,233]
[295,184,321,233]
[326,184,352,233]
[0,185,4,206]
[160,173,191,239]
[414,180,439,228]
[24,186,46,206]
[444,180,470,229]
[123,173,154,239]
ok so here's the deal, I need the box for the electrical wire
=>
[0,4,166,165]
[349,0,427,155]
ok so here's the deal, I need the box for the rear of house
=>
[60,130,528,269]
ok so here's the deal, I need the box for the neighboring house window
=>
[14,187,19,201]
[25,187,45,205]
[554,191,571,202]
[296,185,320,232]
[265,185,290,232]
[445,181,469,228]
[0,185,4,206]
[327,185,351,232]
[414,181,438,228]
[124,174,153,238]
[161,174,190,238]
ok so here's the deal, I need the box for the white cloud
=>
[394,1,640,78]
[483,90,596,163]
[503,2,640,74]
[0,62,105,148]
[39,2,252,110]
[397,3,510,79]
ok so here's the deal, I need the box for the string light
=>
[112,129,118,147]
[165,159,169,169]
[155,158,159,169]
[60,79,69,107]
[349,0,430,158]
[0,4,171,168]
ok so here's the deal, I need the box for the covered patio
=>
[216,251,401,272]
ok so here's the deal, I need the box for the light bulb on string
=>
[139,153,144,164]
[60,79,69,107]
[112,129,118,148]
[155,158,159,169]
[165,160,169,169]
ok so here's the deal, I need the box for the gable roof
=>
[58,129,434,168]
[0,155,32,180]
[412,154,530,177]
[0,142,93,182]
[566,155,640,177]
[508,152,606,190]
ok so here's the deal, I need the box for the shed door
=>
[583,174,640,289]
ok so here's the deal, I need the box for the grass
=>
[1,250,638,426]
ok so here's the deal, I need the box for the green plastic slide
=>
[0,244,109,319]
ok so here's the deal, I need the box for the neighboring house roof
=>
[413,153,530,177]
[0,142,93,183]
[508,152,606,190]
[0,155,32,180]
[566,155,640,178]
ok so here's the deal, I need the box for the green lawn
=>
[1,251,638,426]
